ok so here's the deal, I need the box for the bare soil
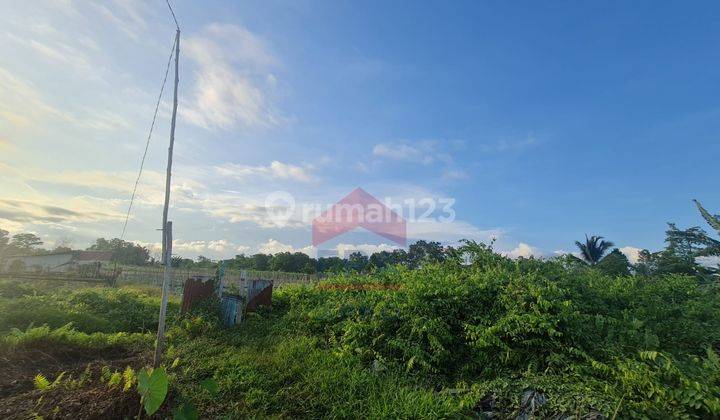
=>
[0,349,158,419]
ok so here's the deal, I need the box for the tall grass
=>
[0,280,178,334]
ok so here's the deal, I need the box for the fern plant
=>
[33,372,66,392]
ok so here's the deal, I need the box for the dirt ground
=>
[0,349,159,419]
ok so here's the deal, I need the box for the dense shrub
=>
[274,257,720,417]
[0,281,177,334]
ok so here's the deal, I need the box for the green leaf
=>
[34,374,50,391]
[108,372,122,388]
[200,378,219,397]
[51,372,66,388]
[122,366,136,392]
[173,402,199,420]
[694,199,720,232]
[137,367,169,416]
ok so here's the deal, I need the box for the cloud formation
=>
[215,161,315,183]
[0,198,123,224]
[504,242,542,259]
[182,23,284,130]
[619,246,642,264]
[372,142,437,164]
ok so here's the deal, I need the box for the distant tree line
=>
[171,240,449,274]
[0,232,152,267]
[1,199,718,278]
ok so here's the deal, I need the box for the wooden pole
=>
[161,29,180,264]
[154,221,172,367]
[154,29,180,368]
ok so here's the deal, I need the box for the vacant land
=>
[1,249,719,418]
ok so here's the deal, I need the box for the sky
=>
[1,0,719,262]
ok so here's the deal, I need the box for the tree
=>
[171,256,196,268]
[269,252,315,274]
[0,229,8,257]
[194,256,216,268]
[694,199,720,253]
[574,235,614,265]
[596,248,631,277]
[637,200,720,278]
[225,254,253,270]
[87,238,150,266]
[634,249,658,276]
[250,254,271,271]
[369,251,394,270]
[317,256,346,273]
[347,252,369,272]
[10,233,43,253]
[52,236,73,253]
[632,224,707,277]
[407,240,445,268]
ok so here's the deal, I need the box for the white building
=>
[1,251,113,273]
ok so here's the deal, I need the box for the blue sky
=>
[0,0,718,261]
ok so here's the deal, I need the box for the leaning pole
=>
[154,28,180,368]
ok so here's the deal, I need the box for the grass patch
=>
[0,280,178,334]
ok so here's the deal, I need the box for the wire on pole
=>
[166,0,180,30]
[119,36,176,240]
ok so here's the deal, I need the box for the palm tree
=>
[574,235,614,265]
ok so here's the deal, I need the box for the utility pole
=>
[154,28,180,368]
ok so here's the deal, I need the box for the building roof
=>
[5,251,75,259]
[5,250,113,262]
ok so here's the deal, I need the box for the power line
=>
[166,0,180,30]
[120,36,177,240]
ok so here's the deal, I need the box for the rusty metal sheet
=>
[180,276,215,313]
[245,280,272,312]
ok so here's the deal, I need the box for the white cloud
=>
[619,246,642,264]
[373,143,434,164]
[0,67,127,131]
[0,163,204,208]
[258,239,314,256]
[136,239,251,259]
[479,134,537,153]
[371,140,467,182]
[442,169,469,181]
[697,256,720,268]
[407,219,501,244]
[92,0,149,41]
[215,161,315,183]
[207,239,232,253]
[258,238,293,254]
[553,249,580,258]
[236,244,252,253]
[182,23,284,129]
[0,218,25,233]
[0,67,72,127]
[0,198,124,224]
[504,242,542,259]
[256,241,399,259]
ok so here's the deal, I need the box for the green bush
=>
[0,323,151,354]
[0,284,177,334]
[269,258,720,417]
